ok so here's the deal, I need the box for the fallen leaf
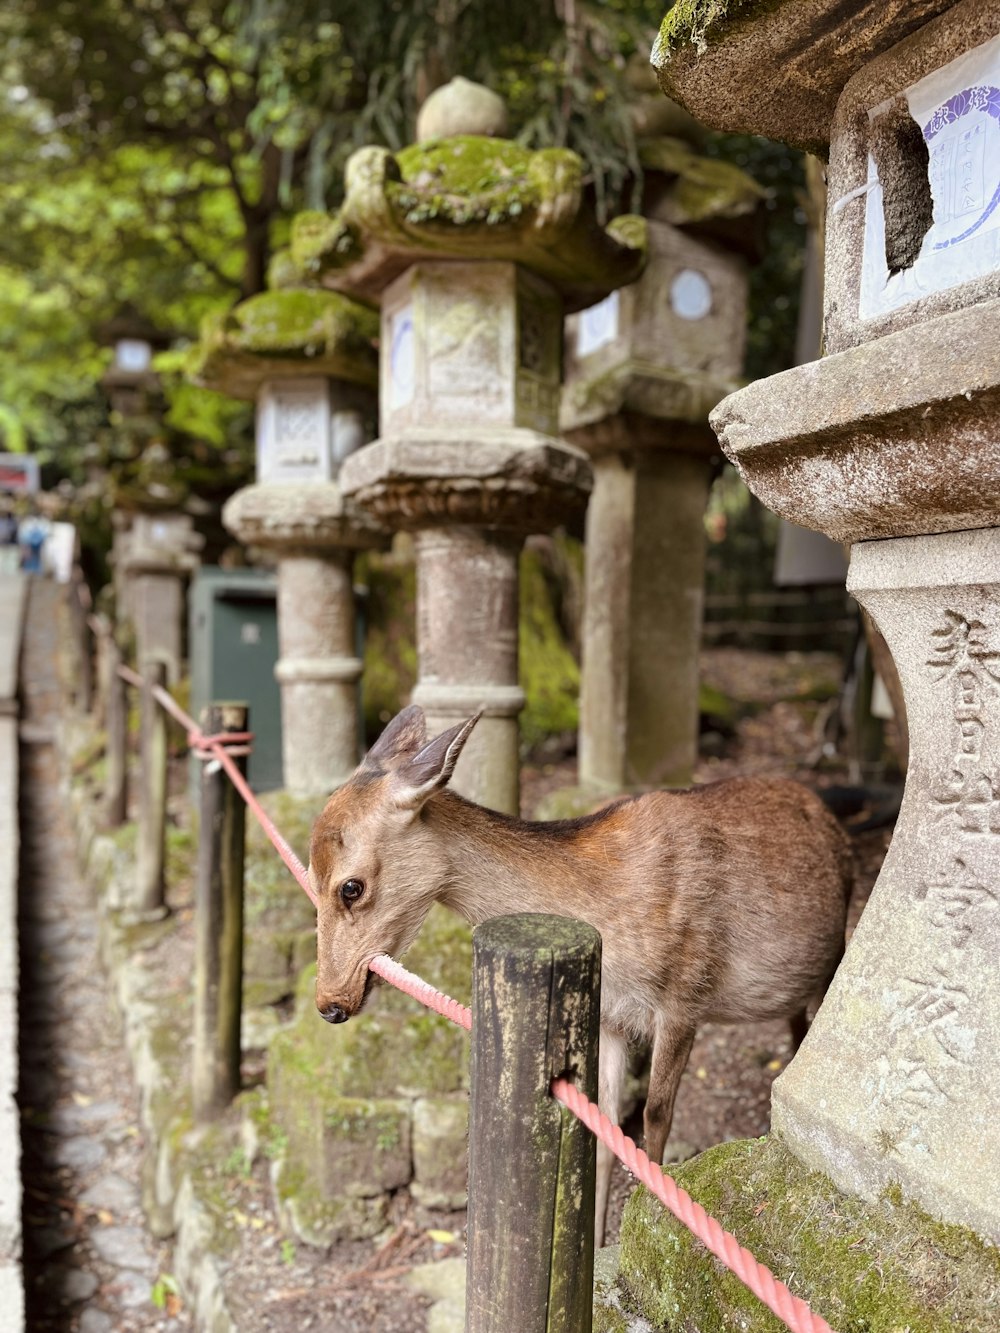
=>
[427,1229,456,1245]
[766,1059,783,1072]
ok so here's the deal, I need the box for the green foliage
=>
[0,0,805,561]
[519,541,582,749]
[150,1273,179,1310]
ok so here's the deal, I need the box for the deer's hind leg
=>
[789,935,846,1052]
[643,1021,697,1169]
[596,1027,628,1248]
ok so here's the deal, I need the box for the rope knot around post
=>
[189,729,254,761]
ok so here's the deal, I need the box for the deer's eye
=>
[340,878,365,907]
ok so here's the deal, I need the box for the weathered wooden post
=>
[134,656,168,914]
[104,636,128,828]
[192,701,248,1121]
[68,571,94,714]
[466,914,601,1333]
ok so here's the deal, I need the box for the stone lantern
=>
[100,308,203,682]
[120,506,203,685]
[190,286,385,795]
[99,304,171,420]
[291,79,645,813]
[563,82,763,791]
[592,2,1000,1325]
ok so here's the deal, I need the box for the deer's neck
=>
[425,790,614,928]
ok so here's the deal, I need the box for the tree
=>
[0,0,804,491]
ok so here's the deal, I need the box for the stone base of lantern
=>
[594,1132,1000,1333]
[223,482,386,796]
[773,527,1000,1242]
[713,300,1000,543]
[339,427,592,533]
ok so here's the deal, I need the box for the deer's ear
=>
[365,704,428,770]
[392,712,481,811]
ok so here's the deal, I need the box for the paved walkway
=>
[16,578,189,1332]
[0,574,27,1330]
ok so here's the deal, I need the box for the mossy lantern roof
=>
[653,0,955,154]
[290,135,647,313]
[189,288,379,400]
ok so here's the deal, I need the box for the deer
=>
[308,704,854,1244]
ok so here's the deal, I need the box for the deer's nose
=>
[319,1003,349,1024]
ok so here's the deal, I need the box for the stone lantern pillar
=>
[190,287,386,795]
[563,110,761,790]
[121,510,203,684]
[291,80,645,813]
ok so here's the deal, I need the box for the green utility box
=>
[189,567,283,792]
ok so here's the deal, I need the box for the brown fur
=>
[309,706,854,1242]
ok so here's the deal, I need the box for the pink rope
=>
[369,954,472,1030]
[117,661,836,1333]
[117,665,317,907]
[551,1078,835,1333]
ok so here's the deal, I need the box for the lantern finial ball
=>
[415,76,509,143]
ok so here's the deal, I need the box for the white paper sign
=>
[860,32,1000,319]
[388,304,416,410]
[670,269,713,321]
[256,378,332,483]
[576,290,620,357]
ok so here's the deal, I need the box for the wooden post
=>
[70,572,94,714]
[135,656,168,915]
[466,914,601,1333]
[89,612,109,730]
[192,701,248,1121]
[104,636,128,828]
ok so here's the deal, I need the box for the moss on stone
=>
[411,1095,468,1209]
[639,136,765,223]
[519,543,581,750]
[391,136,572,228]
[272,1155,388,1247]
[656,0,791,60]
[265,904,471,1227]
[243,976,293,1010]
[357,548,418,744]
[243,790,316,933]
[290,138,645,307]
[289,208,364,278]
[190,287,379,398]
[612,1135,1000,1332]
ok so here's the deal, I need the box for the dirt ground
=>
[26,636,894,1331]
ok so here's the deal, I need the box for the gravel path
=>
[18,579,190,1332]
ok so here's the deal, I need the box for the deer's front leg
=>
[644,1022,696,1168]
[595,1026,628,1248]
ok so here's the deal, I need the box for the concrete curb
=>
[66,750,237,1333]
[0,573,27,1333]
